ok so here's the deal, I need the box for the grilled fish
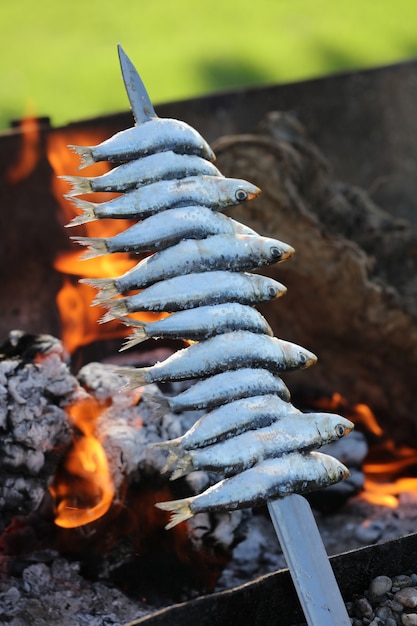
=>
[168,413,354,479]
[155,451,349,529]
[84,234,294,297]
[71,206,257,258]
[154,394,299,453]
[144,368,291,413]
[100,271,286,320]
[119,303,274,349]
[69,117,215,168]
[114,331,317,386]
[66,176,260,226]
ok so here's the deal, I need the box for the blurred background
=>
[1,0,417,130]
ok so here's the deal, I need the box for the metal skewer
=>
[117,46,351,626]
[118,44,157,124]
[268,494,351,625]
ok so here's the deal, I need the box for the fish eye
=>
[268,286,277,297]
[335,424,345,438]
[270,246,282,259]
[338,467,346,480]
[298,352,308,364]
[235,188,248,202]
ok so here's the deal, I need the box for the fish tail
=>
[59,175,93,197]
[152,438,180,454]
[155,498,194,529]
[65,197,98,227]
[80,277,119,301]
[70,237,109,259]
[68,144,95,169]
[169,455,193,481]
[138,390,172,416]
[99,299,128,323]
[119,324,148,350]
[160,451,181,474]
[112,365,151,388]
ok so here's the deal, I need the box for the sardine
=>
[62,151,221,197]
[114,331,317,387]
[99,271,286,320]
[71,207,257,258]
[120,303,273,349]
[66,175,260,226]
[155,394,300,454]
[155,451,349,529]
[84,234,294,298]
[69,118,215,169]
[145,368,291,413]
[168,413,354,479]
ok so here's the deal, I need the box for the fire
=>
[6,115,41,185]
[49,397,115,528]
[309,392,417,508]
[46,128,165,354]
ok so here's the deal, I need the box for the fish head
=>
[314,413,354,443]
[280,340,317,370]
[220,178,261,204]
[262,237,295,263]
[318,453,350,485]
[256,276,287,301]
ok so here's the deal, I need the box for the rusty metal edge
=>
[124,532,417,626]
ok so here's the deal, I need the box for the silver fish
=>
[84,234,294,298]
[119,303,274,349]
[69,118,215,169]
[143,368,291,413]
[155,394,300,453]
[66,175,260,226]
[99,271,286,320]
[114,331,317,386]
[155,451,349,529]
[168,413,354,479]
[72,207,257,258]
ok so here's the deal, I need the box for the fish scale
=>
[65,44,351,626]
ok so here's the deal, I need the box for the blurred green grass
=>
[1,0,416,130]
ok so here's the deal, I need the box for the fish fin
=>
[119,324,148,350]
[112,365,151,388]
[80,277,119,301]
[59,175,93,196]
[99,300,129,323]
[68,144,95,169]
[70,237,109,260]
[168,455,193,481]
[154,498,193,529]
[64,197,97,227]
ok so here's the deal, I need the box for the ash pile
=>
[0,327,378,622]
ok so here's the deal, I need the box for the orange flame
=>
[306,391,417,508]
[49,397,115,528]
[6,116,41,184]
[46,128,166,354]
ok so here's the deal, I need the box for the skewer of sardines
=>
[64,45,353,533]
